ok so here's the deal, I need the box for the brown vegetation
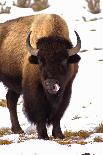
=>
[86,0,101,14]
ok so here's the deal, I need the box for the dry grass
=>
[0,128,12,137]
[0,139,13,145]
[64,130,92,139]
[94,136,103,142]
[0,124,103,146]
[52,130,92,145]
[94,123,103,133]
[0,99,7,107]
[54,126,103,145]
[51,123,103,145]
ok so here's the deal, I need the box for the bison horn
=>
[69,31,81,56]
[26,31,38,56]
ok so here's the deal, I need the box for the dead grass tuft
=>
[51,130,92,145]
[0,128,12,137]
[0,139,13,145]
[94,123,103,133]
[64,130,92,139]
[94,136,103,142]
[0,99,7,107]
[77,141,88,145]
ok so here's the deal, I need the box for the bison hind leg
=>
[6,89,24,134]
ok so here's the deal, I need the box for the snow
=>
[0,0,103,154]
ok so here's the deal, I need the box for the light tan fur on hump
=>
[30,14,69,48]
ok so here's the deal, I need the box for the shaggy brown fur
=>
[0,14,81,139]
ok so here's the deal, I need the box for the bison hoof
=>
[12,127,24,134]
[38,137,49,140]
[38,133,49,140]
[52,131,65,139]
[38,135,49,140]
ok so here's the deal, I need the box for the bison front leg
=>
[37,122,49,140]
[52,120,65,139]
[6,90,23,133]
[52,84,72,139]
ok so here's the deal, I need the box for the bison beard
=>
[23,77,73,139]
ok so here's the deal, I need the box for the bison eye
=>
[39,57,46,66]
[59,59,68,73]
[61,59,68,67]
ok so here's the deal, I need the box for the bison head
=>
[26,31,81,95]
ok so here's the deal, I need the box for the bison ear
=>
[68,54,81,63]
[28,55,38,64]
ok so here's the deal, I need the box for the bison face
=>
[37,51,70,95]
[26,32,81,95]
[29,49,80,96]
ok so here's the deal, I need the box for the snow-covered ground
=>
[0,0,103,154]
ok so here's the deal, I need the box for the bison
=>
[0,14,81,139]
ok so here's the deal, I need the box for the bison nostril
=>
[53,84,60,92]
[43,79,60,94]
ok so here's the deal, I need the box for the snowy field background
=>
[0,0,103,154]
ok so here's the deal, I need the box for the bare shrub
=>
[86,0,101,14]
[13,0,31,8]
[0,1,11,14]
[31,0,49,11]
[13,0,49,11]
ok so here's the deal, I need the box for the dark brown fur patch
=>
[36,36,73,50]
